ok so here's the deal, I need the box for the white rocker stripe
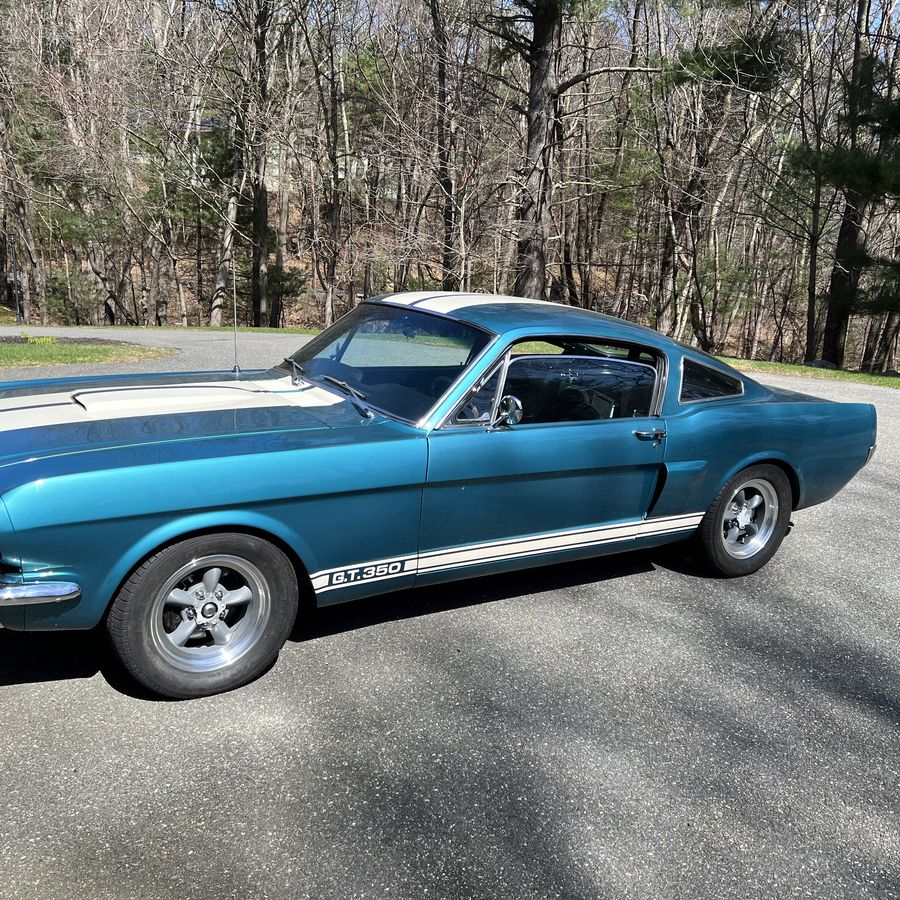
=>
[311,512,704,594]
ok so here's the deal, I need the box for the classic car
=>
[0,292,877,697]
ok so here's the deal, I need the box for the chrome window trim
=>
[435,335,667,430]
[441,350,662,429]
[492,350,515,422]
[441,357,508,429]
[677,356,745,406]
[651,350,669,416]
[505,353,657,377]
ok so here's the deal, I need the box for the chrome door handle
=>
[634,429,666,442]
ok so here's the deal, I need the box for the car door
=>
[418,345,669,584]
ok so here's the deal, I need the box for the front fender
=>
[0,496,21,578]
[92,510,318,626]
[4,428,426,629]
[0,496,25,630]
[13,508,319,631]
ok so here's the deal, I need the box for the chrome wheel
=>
[720,478,779,559]
[148,554,272,674]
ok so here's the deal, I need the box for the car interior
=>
[453,337,660,426]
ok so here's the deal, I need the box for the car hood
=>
[0,368,382,469]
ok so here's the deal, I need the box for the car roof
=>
[373,291,675,349]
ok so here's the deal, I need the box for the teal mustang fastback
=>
[0,292,877,697]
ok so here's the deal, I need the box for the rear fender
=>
[655,398,874,517]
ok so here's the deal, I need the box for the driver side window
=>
[504,356,656,424]
[448,337,659,427]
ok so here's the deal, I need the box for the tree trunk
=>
[872,310,900,372]
[210,172,241,327]
[822,194,864,367]
[251,148,269,327]
[250,0,272,328]
[270,147,291,327]
[822,0,871,368]
[428,0,457,290]
[513,0,563,300]
[804,178,822,362]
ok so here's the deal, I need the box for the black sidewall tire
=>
[107,533,299,699]
[698,465,792,577]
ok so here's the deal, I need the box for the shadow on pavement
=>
[291,545,666,643]
[0,627,103,686]
[0,545,675,696]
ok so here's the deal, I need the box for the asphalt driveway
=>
[0,326,898,899]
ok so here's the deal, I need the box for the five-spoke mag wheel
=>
[107,533,299,699]
[720,479,779,560]
[698,464,792,577]
[150,555,271,674]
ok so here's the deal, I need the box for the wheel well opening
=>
[760,459,800,509]
[105,525,316,621]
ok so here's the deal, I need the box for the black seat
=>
[532,388,602,423]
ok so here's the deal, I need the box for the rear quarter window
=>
[680,359,744,403]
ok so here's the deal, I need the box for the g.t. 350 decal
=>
[329,561,406,586]
[309,556,417,592]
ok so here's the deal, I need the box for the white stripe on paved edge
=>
[312,513,704,593]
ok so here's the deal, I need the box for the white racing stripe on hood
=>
[0,374,342,432]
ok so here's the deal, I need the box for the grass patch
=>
[0,336,172,368]
[720,357,900,390]
[511,340,565,355]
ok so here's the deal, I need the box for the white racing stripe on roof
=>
[380,291,571,315]
[376,291,452,306]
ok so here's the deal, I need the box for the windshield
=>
[283,303,492,421]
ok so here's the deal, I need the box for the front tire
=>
[697,464,792,577]
[107,533,299,698]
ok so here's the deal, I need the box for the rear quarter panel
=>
[654,388,876,518]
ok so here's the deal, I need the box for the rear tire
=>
[107,533,299,698]
[697,464,792,577]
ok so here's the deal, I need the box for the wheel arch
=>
[762,458,801,510]
[720,454,802,511]
[97,513,318,625]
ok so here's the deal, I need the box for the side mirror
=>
[491,395,524,428]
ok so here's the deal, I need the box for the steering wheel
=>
[317,359,365,385]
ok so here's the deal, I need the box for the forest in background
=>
[1,0,899,371]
